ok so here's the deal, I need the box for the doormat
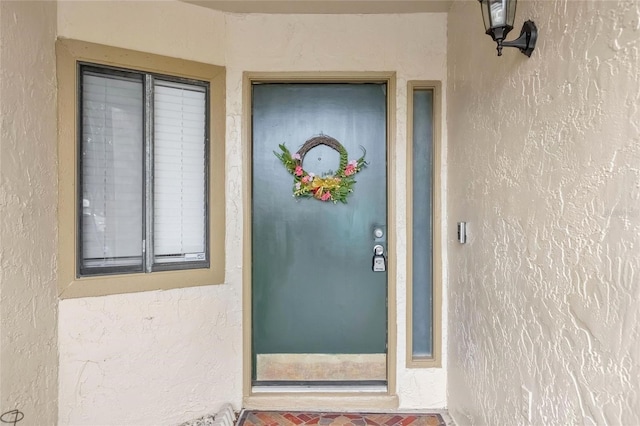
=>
[236,411,446,425]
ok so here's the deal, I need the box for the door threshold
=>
[252,384,388,393]
[244,392,399,411]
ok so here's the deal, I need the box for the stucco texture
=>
[225,11,449,410]
[0,1,59,425]
[447,0,640,425]
[56,3,448,425]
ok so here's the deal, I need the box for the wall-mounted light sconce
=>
[479,0,537,57]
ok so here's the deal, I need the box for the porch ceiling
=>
[181,0,452,14]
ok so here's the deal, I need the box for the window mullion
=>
[144,74,155,273]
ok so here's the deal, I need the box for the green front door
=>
[251,83,388,384]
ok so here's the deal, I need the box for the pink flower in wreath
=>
[301,175,310,184]
[321,192,331,201]
[294,165,303,176]
[344,164,356,176]
[292,153,301,160]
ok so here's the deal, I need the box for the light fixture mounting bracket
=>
[499,20,538,57]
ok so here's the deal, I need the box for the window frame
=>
[77,64,211,277]
[405,81,442,368]
[57,39,226,298]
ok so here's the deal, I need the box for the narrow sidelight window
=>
[407,81,441,368]
[79,65,209,277]
[411,88,434,359]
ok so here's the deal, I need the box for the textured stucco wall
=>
[447,0,640,425]
[0,1,59,425]
[57,2,448,424]
[56,4,238,425]
[225,11,448,410]
[57,0,226,65]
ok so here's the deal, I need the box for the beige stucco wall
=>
[225,11,448,410]
[56,5,236,425]
[56,2,448,424]
[0,1,59,425]
[57,0,226,65]
[447,0,640,425]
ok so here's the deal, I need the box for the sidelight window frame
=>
[406,81,442,368]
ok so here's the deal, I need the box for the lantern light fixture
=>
[479,0,537,57]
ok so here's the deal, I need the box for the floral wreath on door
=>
[274,135,367,203]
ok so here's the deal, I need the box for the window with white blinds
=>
[79,65,209,276]
[153,80,207,265]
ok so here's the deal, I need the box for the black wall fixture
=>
[479,0,537,57]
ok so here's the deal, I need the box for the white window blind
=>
[81,72,144,271]
[78,66,209,277]
[153,80,207,264]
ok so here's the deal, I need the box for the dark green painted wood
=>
[251,84,388,380]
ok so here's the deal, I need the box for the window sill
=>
[406,357,441,369]
[59,266,224,299]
